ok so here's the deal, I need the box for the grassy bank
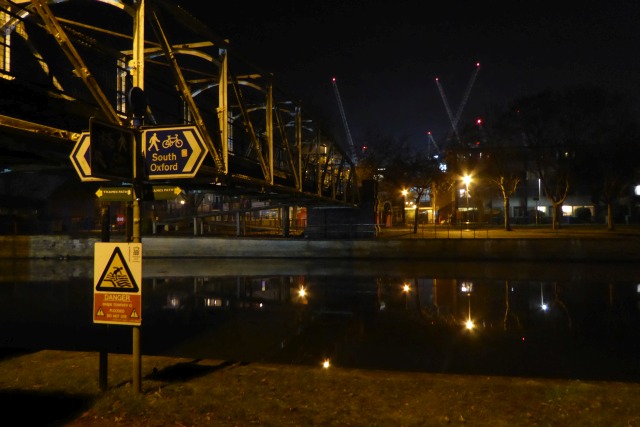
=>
[2,350,640,426]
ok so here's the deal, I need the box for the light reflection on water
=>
[1,258,640,382]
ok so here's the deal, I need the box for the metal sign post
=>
[130,0,146,392]
[130,95,145,394]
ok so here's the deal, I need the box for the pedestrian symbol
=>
[96,246,139,292]
[148,132,160,152]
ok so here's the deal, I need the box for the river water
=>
[1,258,639,382]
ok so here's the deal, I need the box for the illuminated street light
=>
[296,286,309,305]
[402,282,411,310]
[401,188,408,224]
[462,174,472,222]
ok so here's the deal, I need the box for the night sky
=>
[178,1,640,151]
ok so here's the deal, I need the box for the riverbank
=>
[2,224,640,261]
[3,349,640,426]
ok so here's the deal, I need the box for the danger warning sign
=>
[93,242,142,326]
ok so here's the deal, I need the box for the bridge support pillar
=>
[236,212,245,236]
[282,206,290,237]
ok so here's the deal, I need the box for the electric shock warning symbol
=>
[96,246,139,292]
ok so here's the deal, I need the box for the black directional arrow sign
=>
[141,125,208,180]
[90,118,136,181]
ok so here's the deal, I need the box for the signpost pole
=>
[130,0,145,393]
[131,115,143,395]
[132,188,141,393]
[99,203,110,392]
[78,1,147,391]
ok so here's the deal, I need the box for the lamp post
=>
[403,282,411,310]
[535,178,541,225]
[462,175,471,223]
[401,189,408,224]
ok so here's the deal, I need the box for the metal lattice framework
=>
[0,0,357,205]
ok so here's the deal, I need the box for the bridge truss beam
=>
[0,0,356,206]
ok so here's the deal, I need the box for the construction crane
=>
[426,131,441,157]
[331,77,358,165]
[435,62,481,147]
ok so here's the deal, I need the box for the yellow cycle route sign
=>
[93,242,142,326]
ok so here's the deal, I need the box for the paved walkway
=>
[376,223,640,239]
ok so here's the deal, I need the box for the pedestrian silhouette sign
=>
[142,125,208,179]
[90,118,136,181]
[94,243,142,326]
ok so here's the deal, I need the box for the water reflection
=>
[1,259,639,382]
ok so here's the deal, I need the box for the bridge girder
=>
[0,0,357,206]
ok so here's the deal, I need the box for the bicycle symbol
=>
[162,134,184,148]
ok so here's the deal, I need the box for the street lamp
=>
[535,178,541,225]
[462,175,471,222]
[402,282,411,310]
[401,189,408,224]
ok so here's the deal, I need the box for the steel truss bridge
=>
[0,0,358,214]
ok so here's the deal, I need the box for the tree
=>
[404,150,440,234]
[357,132,407,227]
[356,131,402,184]
[451,85,640,231]
[573,90,640,230]
[507,89,590,230]
[521,86,640,230]
[471,113,525,231]
[490,173,520,231]
[359,132,441,233]
[596,131,640,230]
[429,172,454,225]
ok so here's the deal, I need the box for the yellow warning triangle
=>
[130,308,139,318]
[96,307,105,317]
[96,247,140,292]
